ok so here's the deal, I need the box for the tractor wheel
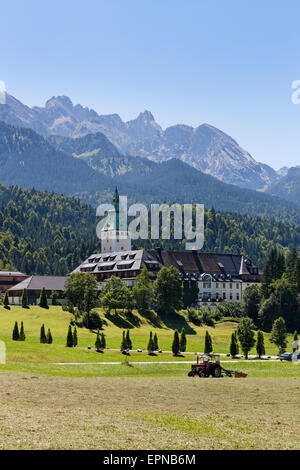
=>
[198,371,207,378]
[188,371,194,377]
[212,365,222,378]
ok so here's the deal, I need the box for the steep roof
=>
[8,276,67,292]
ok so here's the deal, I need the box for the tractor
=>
[187,353,247,378]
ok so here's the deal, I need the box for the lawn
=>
[0,305,299,378]
[0,373,299,449]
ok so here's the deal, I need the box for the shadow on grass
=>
[159,311,196,335]
[105,311,142,329]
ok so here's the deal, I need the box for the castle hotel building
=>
[73,189,261,306]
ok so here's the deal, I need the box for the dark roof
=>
[8,276,67,292]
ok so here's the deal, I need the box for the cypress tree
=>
[270,317,287,352]
[172,330,180,356]
[101,332,106,349]
[180,328,187,352]
[230,332,238,358]
[121,331,127,352]
[73,326,78,347]
[66,325,73,347]
[51,290,58,306]
[153,332,159,351]
[126,329,132,350]
[46,328,53,344]
[19,321,26,341]
[147,331,154,355]
[256,330,265,359]
[4,291,9,309]
[204,331,213,354]
[39,287,48,309]
[12,321,19,341]
[95,329,102,351]
[21,289,29,308]
[40,324,47,343]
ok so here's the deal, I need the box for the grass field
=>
[0,373,299,449]
[0,305,300,450]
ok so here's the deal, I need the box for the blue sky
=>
[1,0,300,169]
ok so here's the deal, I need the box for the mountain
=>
[1,184,300,273]
[266,167,300,206]
[1,121,299,225]
[0,94,278,190]
[0,121,112,196]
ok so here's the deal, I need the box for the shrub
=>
[187,308,202,326]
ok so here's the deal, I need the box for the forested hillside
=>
[0,184,300,274]
[0,185,100,274]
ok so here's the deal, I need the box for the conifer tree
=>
[12,321,19,341]
[51,290,58,306]
[121,331,127,352]
[95,329,102,352]
[40,324,47,343]
[73,326,78,347]
[4,291,9,309]
[21,289,29,308]
[126,329,132,350]
[204,331,213,354]
[19,321,26,341]
[270,317,287,352]
[39,287,48,309]
[256,330,265,358]
[172,330,180,356]
[101,332,106,350]
[180,328,187,352]
[153,332,159,351]
[230,332,238,358]
[147,331,155,355]
[46,328,53,344]
[237,317,256,359]
[66,325,73,347]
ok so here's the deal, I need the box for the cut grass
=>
[0,374,299,449]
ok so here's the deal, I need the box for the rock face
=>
[0,94,278,189]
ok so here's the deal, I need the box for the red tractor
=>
[188,353,224,378]
[188,353,247,378]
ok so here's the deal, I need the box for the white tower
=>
[101,188,131,253]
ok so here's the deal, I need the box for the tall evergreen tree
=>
[270,317,287,352]
[66,325,73,347]
[204,331,213,354]
[147,331,155,355]
[39,287,48,309]
[153,332,159,351]
[12,321,19,341]
[121,331,127,352]
[4,291,9,309]
[21,289,29,308]
[95,329,102,352]
[73,326,78,347]
[230,332,238,358]
[172,330,180,356]
[237,317,256,359]
[19,321,26,341]
[51,290,58,306]
[256,330,265,359]
[40,324,47,343]
[261,247,285,298]
[101,332,106,349]
[126,330,132,350]
[180,328,187,352]
[46,328,53,344]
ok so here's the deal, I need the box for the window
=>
[230,283,233,289]
[236,293,240,300]
[203,275,212,289]
[216,282,219,289]
[223,293,226,299]
[230,293,233,300]
[236,284,239,289]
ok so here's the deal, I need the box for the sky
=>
[1,0,300,170]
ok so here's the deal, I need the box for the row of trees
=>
[242,247,300,332]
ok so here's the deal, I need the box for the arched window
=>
[203,274,212,289]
